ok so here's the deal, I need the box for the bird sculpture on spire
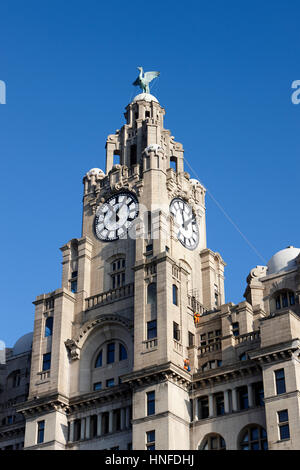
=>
[133,66,160,94]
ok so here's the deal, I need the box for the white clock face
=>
[94,192,138,241]
[169,198,199,250]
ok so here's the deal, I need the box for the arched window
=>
[95,350,103,368]
[147,283,157,305]
[275,290,295,310]
[199,433,226,450]
[45,317,53,337]
[172,284,178,306]
[239,425,268,450]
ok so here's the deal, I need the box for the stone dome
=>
[132,93,159,104]
[267,246,300,275]
[13,332,33,356]
[86,168,104,177]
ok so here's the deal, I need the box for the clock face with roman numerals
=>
[169,198,199,250]
[94,192,139,241]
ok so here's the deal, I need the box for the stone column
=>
[97,413,102,437]
[208,394,214,418]
[85,416,91,439]
[80,418,86,441]
[248,383,254,408]
[120,408,126,430]
[232,388,238,412]
[109,410,114,433]
[224,390,230,414]
[69,420,75,443]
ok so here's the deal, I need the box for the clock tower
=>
[20,86,225,450]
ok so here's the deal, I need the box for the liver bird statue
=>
[133,66,160,94]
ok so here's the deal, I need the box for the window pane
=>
[42,353,51,371]
[279,424,290,440]
[119,344,127,361]
[93,382,102,391]
[95,350,102,368]
[107,343,115,364]
[251,428,259,441]
[45,317,53,337]
[147,391,155,416]
[106,378,114,388]
[289,292,295,305]
[172,285,178,305]
[278,410,288,423]
[147,320,157,339]
[147,430,155,442]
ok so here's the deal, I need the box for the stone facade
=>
[1,92,300,450]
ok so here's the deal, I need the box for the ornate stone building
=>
[1,90,300,450]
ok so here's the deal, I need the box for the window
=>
[37,421,45,444]
[119,344,127,361]
[45,317,53,337]
[130,144,137,166]
[253,382,264,406]
[172,284,178,305]
[93,382,102,391]
[111,258,126,289]
[278,410,290,440]
[7,416,14,425]
[173,322,180,341]
[215,393,225,416]
[147,391,155,416]
[107,343,115,364]
[145,110,150,118]
[106,378,114,388]
[238,386,249,410]
[113,409,121,432]
[239,425,268,450]
[12,371,21,388]
[147,320,157,339]
[95,350,103,368]
[102,412,109,434]
[275,291,295,310]
[275,369,286,395]
[90,415,97,438]
[199,397,209,419]
[147,283,156,305]
[146,430,155,450]
[200,433,226,450]
[70,271,78,293]
[188,332,195,347]
[42,353,51,371]
[74,419,81,441]
[232,322,239,337]
[239,352,247,361]
[200,334,206,346]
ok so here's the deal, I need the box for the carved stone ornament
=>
[65,339,80,361]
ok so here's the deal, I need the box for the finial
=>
[132,66,160,94]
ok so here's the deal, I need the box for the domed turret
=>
[267,246,300,275]
[12,332,33,356]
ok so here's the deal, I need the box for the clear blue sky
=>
[1,0,300,347]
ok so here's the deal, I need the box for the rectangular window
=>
[147,320,157,339]
[173,322,180,341]
[215,393,225,416]
[107,343,115,364]
[70,280,77,293]
[278,410,290,440]
[113,409,121,432]
[44,317,53,337]
[93,382,102,391]
[232,322,239,337]
[147,391,155,416]
[146,430,155,450]
[238,385,249,410]
[199,397,209,419]
[188,331,195,347]
[253,382,264,406]
[106,378,114,388]
[42,353,51,371]
[37,420,45,444]
[289,292,295,306]
[275,369,286,395]
[172,284,178,305]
